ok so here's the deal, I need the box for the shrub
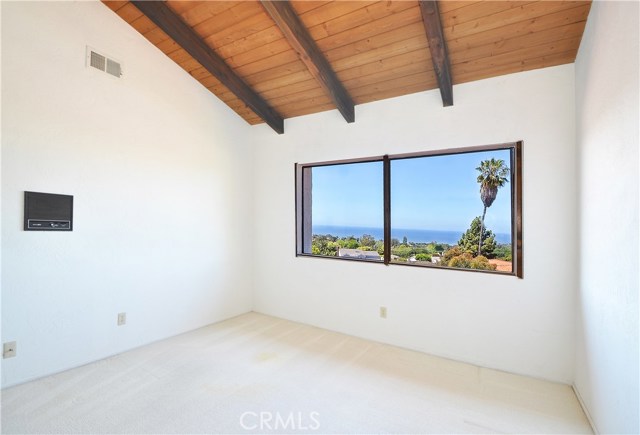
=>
[470,255,497,270]
[415,253,432,262]
[442,246,463,264]
[391,244,413,259]
[447,253,497,270]
[449,253,473,268]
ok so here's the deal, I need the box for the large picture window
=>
[295,142,523,277]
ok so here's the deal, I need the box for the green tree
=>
[458,216,497,258]
[493,244,512,261]
[402,236,408,245]
[375,240,385,256]
[359,234,376,248]
[476,158,509,256]
[424,243,436,254]
[391,244,413,260]
[337,237,359,249]
[311,237,338,256]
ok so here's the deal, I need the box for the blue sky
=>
[312,161,384,229]
[311,149,512,234]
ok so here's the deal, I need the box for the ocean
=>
[312,225,511,245]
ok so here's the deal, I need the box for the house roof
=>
[339,248,382,259]
[103,1,591,133]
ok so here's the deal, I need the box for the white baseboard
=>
[572,383,598,434]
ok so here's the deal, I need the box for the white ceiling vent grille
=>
[87,47,122,78]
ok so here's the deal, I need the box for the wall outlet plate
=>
[117,312,126,326]
[3,341,17,358]
[380,306,387,319]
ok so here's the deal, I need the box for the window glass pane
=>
[304,161,383,260]
[390,149,513,272]
[296,143,521,276]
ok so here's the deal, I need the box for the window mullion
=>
[383,155,391,265]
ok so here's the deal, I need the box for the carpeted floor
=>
[1,312,591,434]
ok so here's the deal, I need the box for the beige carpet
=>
[1,312,591,434]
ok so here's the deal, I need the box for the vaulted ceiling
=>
[103,1,591,133]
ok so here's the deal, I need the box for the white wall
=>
[1,1,254,387]
[251,64,578,383]
[5,7,636,427]
[574,1,640,433]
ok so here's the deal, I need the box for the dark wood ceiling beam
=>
[130,1,284,134]
[419,1,453,107]
[261,1,355,123]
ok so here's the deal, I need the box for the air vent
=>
[87,47,122,78]
[90,51,105,71]
[106,58,121,77]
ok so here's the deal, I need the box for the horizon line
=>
[313,224,511,236]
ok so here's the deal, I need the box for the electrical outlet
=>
[379,306,387,319]
[3,341,17,359]
[117,312,126,326]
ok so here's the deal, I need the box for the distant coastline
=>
[312,225,511,245]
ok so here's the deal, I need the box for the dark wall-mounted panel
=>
[24,191,73,231]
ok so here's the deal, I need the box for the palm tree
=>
[476,158,510,256]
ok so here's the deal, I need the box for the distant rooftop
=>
[338,248,381,260]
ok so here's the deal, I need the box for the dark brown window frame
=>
[295,142,523,278]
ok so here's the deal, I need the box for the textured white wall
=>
[1,1,254,387]
[574,1,640,433]
[251,64,578,383]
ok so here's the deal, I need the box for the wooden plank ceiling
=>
[103,0,591,133]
